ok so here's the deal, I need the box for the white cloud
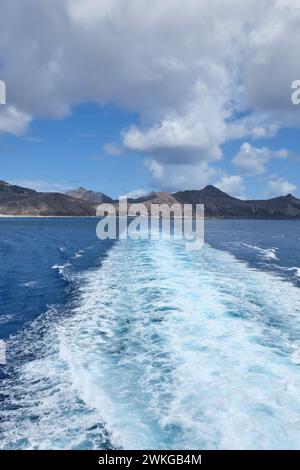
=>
[1,0,300,188]
[122,80,227,164]
[215,175,246,198]
[146,159,218,192]
[145,159,164,179]
[232,142,289,176]
[120,188,148,199]
[0,106,31,135]
[267,178,296,197]
[68,0,119,24]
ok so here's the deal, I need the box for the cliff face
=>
[1,181,300,218]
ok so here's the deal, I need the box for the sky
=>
[0,0,300,199]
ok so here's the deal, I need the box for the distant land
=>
[65,187,113,204]
[0,181,95,216]
[1,180,300,218]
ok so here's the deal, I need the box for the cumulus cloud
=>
[146,159,218,192]
[215,175,246,198]
[1,0,300,188]
[232,142,289,176]
[0,106,31,135]
[267,178,296,197]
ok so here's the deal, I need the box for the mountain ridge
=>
[65,187,113,204]
[0,181,95,216]
[1,180,300,218]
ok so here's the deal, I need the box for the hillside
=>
[1,180,300,218]
[0,181,96,216]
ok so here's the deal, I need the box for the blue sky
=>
[1,104,299,199]
[0,104,151,198]
[0,0,300,199]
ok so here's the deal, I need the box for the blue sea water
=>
[0,218,300,449]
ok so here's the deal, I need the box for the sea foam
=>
[2,237,300,449]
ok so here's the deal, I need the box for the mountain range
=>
[0,181,95,216]
[1,180,300,218]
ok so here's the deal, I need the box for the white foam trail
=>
[0,309,110,450]
[271,265,300,280]
[51,263,72,282]
[58,239,300,449]
[242,243,279,261]
[288,267,300,280]
[2,238,300,450]
[293,268,300,279]
[21,281,39,288]
[0,314,16,325]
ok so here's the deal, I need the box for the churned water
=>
[1,218,300,449]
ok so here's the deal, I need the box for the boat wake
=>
[1,237,300,449]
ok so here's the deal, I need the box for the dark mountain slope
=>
[1,180,300,218]
[173,185,300,218]
[0,181,96,216]
[246,194,300,218]
[173,185,252,217]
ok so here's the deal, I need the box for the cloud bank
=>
[0,0,299,193]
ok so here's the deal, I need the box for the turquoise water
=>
[1,218,300,449]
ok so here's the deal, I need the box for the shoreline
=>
[0,214,99,218]
[1,214,300,220]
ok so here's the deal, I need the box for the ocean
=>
[0,217,300,449]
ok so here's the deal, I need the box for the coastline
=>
[0,214,99,218]
[1,214,300,220]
